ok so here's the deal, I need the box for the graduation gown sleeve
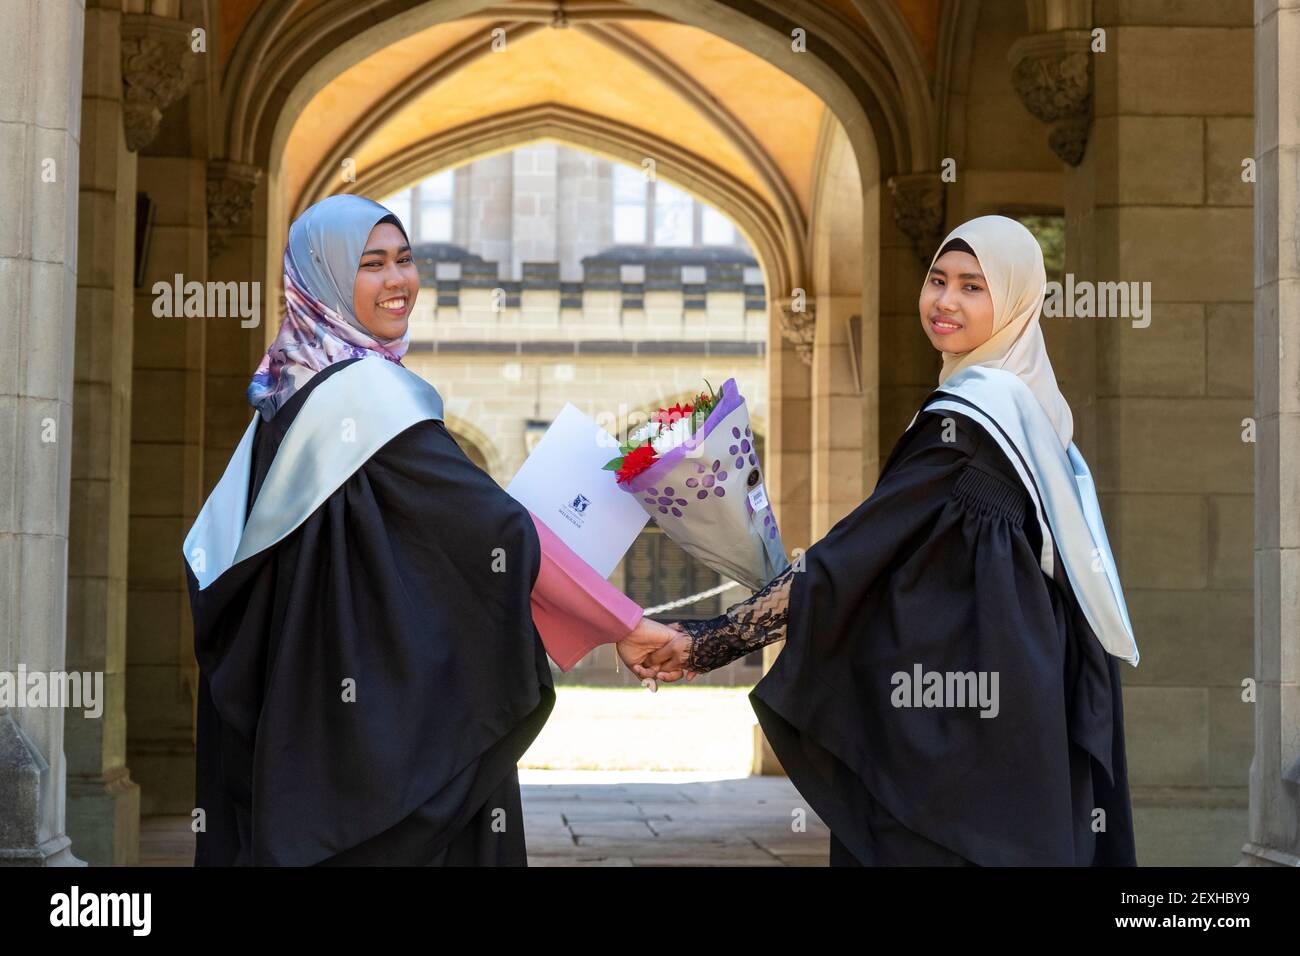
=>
[680,408,1136,867]
[528,510,644,671]
[677,563,794,671]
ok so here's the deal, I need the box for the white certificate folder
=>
[506,403,650,577]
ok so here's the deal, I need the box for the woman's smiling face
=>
[352,221,418,341]
[918,249,995,354]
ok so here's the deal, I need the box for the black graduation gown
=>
[188,357,554,865]
[750,404,1137,866]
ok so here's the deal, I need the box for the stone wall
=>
[0,0,86,867]
[1068,1,1255,865]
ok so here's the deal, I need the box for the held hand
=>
[642,622,696,684]
[617,616,683,691]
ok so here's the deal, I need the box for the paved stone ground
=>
[137,770,828,866]
[519,770,829,866]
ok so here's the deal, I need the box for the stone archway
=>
[216,0,910,586]
[71,0,935,858]
[440,414,505,479]
[291,18,810,285]
[324,104,797,307]
[224,1,904,782]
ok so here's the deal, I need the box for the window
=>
[653,179,693,246]
[1012,212,1065,285]
[702,205,736,245]
[613,163,648,243]
[611,161,740,248]
[417,169,454,242]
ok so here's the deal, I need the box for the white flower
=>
[628,421,659,446]
[650,414,696,454]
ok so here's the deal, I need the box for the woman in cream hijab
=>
[930,215,1073,447]
[641,215,1139,867]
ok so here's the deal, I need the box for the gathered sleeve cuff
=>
[678,562,794,673]
[527,509,644,672]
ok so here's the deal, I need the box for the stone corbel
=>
[776,296,816,367]
[1007,30,1094,167]
[207,161,264,257]
[121,13,198,152]
[886,172,946,265]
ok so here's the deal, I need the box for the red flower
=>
[615,443,658,484]
[652,402,693,425]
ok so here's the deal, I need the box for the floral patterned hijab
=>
[247,194,412,421]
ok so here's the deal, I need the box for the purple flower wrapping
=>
[620,379,789,591]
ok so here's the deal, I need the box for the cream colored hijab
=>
[929,215,1073,447]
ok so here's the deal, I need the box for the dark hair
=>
[376,212,409,243]
[937,237,976,259]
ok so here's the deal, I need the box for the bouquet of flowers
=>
[603,379,789,592]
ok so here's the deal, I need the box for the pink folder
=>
[527,509,644,671]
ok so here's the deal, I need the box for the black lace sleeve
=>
[675,564,794,673]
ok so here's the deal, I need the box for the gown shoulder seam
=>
[952,462,1029,526]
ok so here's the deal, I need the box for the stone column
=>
[1243,0,1300,867]
[204,160,264,492]
[881,173,944,465]
[772,297,813,551]
[511,143,558,282]
[755,296,813,774]
[805,134,872,539]
[1057,3,1255,865]
[121,1,207,821]
[458,151,513,272]
[809,301,867,537]
[773,294,815,554]
[556,147,609,283]
[64,0,142,868]
[0,0,86,867]
[127,153,207,815]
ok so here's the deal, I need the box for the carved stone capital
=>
[886,172,946,264]
[776,296,816,367]
[1007,30,1094,166]
[207,161,263,257]
[121,14,198,152]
